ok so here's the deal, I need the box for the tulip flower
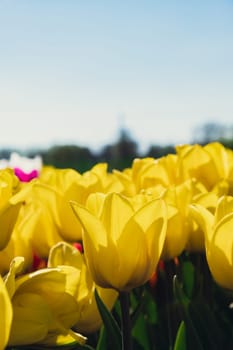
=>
[176,142,233,191]
[0,203,37,274]
[0,275,13,349]
[185,191,218,252]
[114,158,156,196]
[159,179,210,257]
[0,169,22,250]
[7,179,64,259]
[34,164,122,242]
[5,257,86,347]
[114,155,179,197]
[71,192,167,292]
[48,241,118,334]
[190,195,233,290]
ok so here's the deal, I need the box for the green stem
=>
[119,291,132,350]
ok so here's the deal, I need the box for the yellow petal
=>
[73,286,118,334]
[0,276,12,349]
[71,201,107,247]
[204,142,229,178]
[41,323,86,346]
[162,205,185,259]
[116,199,167,290]
[215,196,233,224]
[85,192,106,216]
[0,202,22,250]
[9,292,52,346]
[14,268,66,295]
[117,218,148,290]
[209,212,233,289]
[71,201,119,288]
[4,256,25,298]
[100,193,134,243]
[189,204,214,243]
[133,199,167,263]
[48,242,83,270]
[142,200,167,269]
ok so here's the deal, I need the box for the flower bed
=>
[0,142,233,349]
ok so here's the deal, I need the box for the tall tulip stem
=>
[119,291,132,350]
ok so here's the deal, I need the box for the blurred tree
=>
[99,128,138,170]
[145,144,175,158]
[0,148,17,159]
[192,122,231,144]
[42,145,96,173]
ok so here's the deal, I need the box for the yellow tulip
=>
[176,142,233,191]
[48,241,118,334]
[27,200,62,259]
[71,192,167,291]
[0,202,41,274]
[190,195,233,290]
[204,142,233,181]
[58,163,122,241]
[113,156,178,196]
[186,191,218,252]
[150,179,204,259]
[0,275,12,350]
[34,164,123,243]
[89,163,123,193]
[134,154,178,188]
[5,257,86,346]
[8,179,64,259]
[0,169,22,250]
[0,200,22,251]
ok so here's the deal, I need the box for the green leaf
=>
[96,326,107,350]
[131,287,158,327]
[173,321,186,350]
[173,274,189,308]
[94,288,122,350]
[182,261,195,299]
[173,275,205,350]
[132,314,150,350]
[144,290,158,325]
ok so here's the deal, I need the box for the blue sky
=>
[0,0,233,153]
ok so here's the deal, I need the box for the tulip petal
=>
[101,193,134,242]
[213,213,233,266]
[9,292,52,346]
[209,212,233,289]
[14,269,66,295]
[4,256,25,298]
[71,201,107,247]
[71,201,119,288]
[189,204,214,242]
[115,200,167,290]
[0,202,22,250]
[0,276,12,349]
[48,242,83,270]
[41,324,86,346]
[117,219,148,290]
[86,192,106,216]
[133,199,167,261]
[215,196,233,224]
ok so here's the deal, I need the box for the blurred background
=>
[0,0,233,171]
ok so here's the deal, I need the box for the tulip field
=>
[0,142,233,349]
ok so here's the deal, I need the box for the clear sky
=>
[0,0,233,153]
